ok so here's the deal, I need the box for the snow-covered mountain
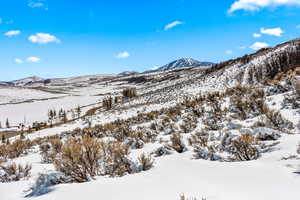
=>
[118,70,139,76]
[10,76,45,87]
[147,58,214,72]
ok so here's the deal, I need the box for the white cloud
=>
[228,0,300,13]
[260,27,283,37]
[253,33,261,38]
[4,30,21,37]
[115,52,130,59]
[28,0,45,8]
[250,42,269,50]
[225,50,233,54]
[15,57,41,63]
[15,58,24,64]
[26,57,41,63]
[28,33,60,44]
[164,21,184,31]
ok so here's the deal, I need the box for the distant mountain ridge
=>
[12,76,45,86]
[118,70,139,76]
[146,58,214,73]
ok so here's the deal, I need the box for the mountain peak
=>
[147,58,214,72]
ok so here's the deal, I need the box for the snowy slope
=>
[0,38,300,200]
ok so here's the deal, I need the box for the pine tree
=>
[6,118,10,128]
[53,110,57,121]
[63,110,68,123]
[76,105,81,118]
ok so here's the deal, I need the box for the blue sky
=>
[0,0,300,81]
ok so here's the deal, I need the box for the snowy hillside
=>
[0,38,300,200]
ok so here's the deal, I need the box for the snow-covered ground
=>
[0,133,299,200]
[1,40,300,200]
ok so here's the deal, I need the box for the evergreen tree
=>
[6,118,10,128]
[76,105,81,118]
[63,110,68,123]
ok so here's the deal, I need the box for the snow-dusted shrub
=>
[203,117,223,131]
[150,122,158,131]
[123,137,144,149]
[255,129,281,141]
[152,146,172,157]
[0,145,7,162]
[102,142,133,177]
[54,136,103,182]
[169,132,186,153]
[40,142,52,163]
[193,145,222,161]
[0,162,32,182]
[230,97,256,120]
[293,78,300,97]
[263,105,294,131]
[26,172,69,197]
[40,138,63,163]
[224,85,252,97]
[0,139,33,160]
[188,131,208,147]
[297,142,300,155]
[180,118,197,133]
[165,106,182,121]
[137,153,154,171]
[48,138,63,153]
[138,129,158,143]
[230,133,259,161]
[283,93,300,109]
[229,87,265,120]
[265,83,291,96]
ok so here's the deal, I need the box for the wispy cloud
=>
[253,33,261,38]
[164,21,184,31]
[260,27,283,37]
[296,24,300,29]
[26,57,41,63]
[4,30,21,37]
[15,58,24,64]
[29,33,60,44]
[115,52,130,59]
[228,0,300,13]
[250,42,269,50]
[28,0,45,8]
[15,57,41,64]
